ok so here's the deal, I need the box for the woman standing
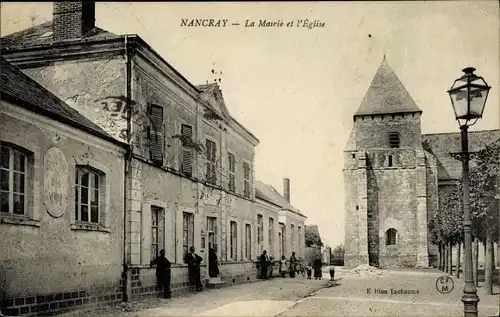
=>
[279,256,288,277]
[313,257,322,280]
[289,252,297,278]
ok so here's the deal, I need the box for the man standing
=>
[184,246,203,292]
[150,249,172,299]
[259,250,269,279]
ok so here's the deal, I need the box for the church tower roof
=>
[354,57,422,117]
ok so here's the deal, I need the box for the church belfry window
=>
[389,132,400,148]
[387,155,393,167]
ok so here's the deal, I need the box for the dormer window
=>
[389,132,400,148]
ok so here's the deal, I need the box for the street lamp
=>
[448,67,491,317]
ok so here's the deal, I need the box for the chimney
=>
[283,178,290,203]
[53,2,96,42]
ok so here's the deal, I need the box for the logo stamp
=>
[436,276,454,294]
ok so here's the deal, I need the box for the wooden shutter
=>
[149,105,164,164]
[181,125,193,176]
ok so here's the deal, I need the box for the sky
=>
[1,1,499,248]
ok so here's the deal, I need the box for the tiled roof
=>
[255,180,305,216]
[355,58,422,117]
[1,21,119,49]
[1,57,121,145]
[422,129,500,180]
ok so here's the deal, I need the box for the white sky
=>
[2,1,499,247]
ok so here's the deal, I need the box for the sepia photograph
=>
[0,1,499,317]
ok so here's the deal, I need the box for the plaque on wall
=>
[43,147,69,218]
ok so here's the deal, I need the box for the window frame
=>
[385,228,398,246]
[243,161,250,198]
[389,131,400,148]
[180,124,193,177]
[74,166,102,224]
[207,216,218,252]
[230,220,238,261]
[268,217,274,256]
[149,104,165,165]
[0,143,29,216]
[151,206,165,261]
[182,212,195,255]
[245,223,252,260]
[257,214,263,254]
[228,152,236,192]
[205,139,217,185]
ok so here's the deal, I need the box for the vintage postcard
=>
[0,1,499,317]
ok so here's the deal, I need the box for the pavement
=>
[59,268,500,317]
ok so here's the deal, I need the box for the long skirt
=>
[314,267,322,278]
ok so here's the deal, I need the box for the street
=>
[59,268,500,317]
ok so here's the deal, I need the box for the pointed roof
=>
[354,58,422,117]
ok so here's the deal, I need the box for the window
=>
[257,215,263,254]
[75,166,102,224]
[243,162,250,198]
[386,228,397,246]
[0,144,28,215]
[278,232,283,258]
[183,212,194,254]
[205,139,217,185]
[151,206,165,261]
[291,224,295,253]
[388,155,393,167]
[230,221,238,260]
[268,218,274,256]
[389,132,400,148]
[207,216,217,252]
[279,223,285,257]
[149,104,164,164]
[228,153,236,192]
[181,124,193,177]
[298,226,302,255]
[245,223,252,260]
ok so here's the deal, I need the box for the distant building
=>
[343,57,499,268]
[254,178,307,260]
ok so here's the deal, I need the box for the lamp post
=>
[448,67,491,317]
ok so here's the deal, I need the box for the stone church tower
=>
[344,58,430,268]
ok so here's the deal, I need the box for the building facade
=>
[343,57,500,268]
[0,58,128,316]
[255,178,307,261]
[1,2,307,314]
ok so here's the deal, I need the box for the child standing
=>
[329,264,335,281]
[306,263,312,279]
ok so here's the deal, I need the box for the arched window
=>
[385,228,398,246]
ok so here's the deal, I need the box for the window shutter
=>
[149,105,164,164]
[181,125,193,176]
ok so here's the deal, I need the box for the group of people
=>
[151,246,206,299]
[259,250,336,281]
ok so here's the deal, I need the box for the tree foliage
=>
[304,225,323,247]
[429,138,500,245]
[467,138,500,242]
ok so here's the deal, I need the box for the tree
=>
[304,225,323,247]
[466,138,500,295]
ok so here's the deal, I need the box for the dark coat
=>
[151,255,171,278]
[184,252,203,269]
[259,254,269,267]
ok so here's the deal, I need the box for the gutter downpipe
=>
[122,34,133,303]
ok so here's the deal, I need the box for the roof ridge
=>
[422,129,500,136]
